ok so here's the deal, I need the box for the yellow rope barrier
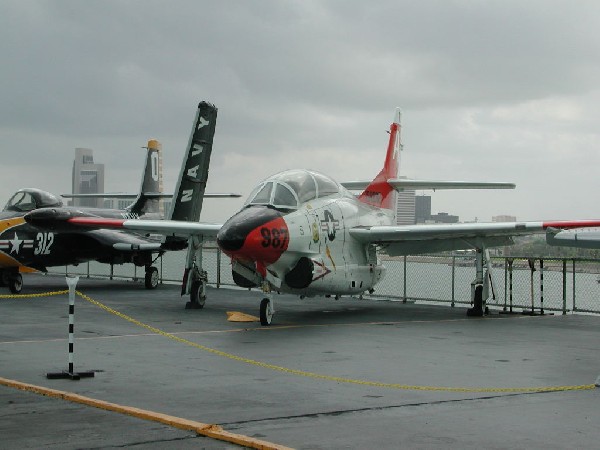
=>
[0,290,69,299]
[76,291,597,394]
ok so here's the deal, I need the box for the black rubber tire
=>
[189,280,206,308]
[144,266,159,289]
[8,273,23,294]
[260,298,273,326]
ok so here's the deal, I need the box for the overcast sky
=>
[2,0,600,223]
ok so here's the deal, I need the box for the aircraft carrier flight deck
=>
[1,275,599,449]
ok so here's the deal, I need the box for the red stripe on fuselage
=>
[543,220,600,229]
[67,217,126,227]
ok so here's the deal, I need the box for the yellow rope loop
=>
[0,290,69,299]
[75,291,597,394]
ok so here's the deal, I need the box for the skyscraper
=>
[396,182,416,225]
[415,195,432,224]
[72,148,104,208]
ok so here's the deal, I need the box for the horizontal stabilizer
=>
[389,179,516,191]
[342,179,515,191]
[546,229,600,249]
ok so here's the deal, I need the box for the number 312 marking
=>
[34,232,54,255]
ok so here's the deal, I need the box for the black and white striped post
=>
[47,276,95,380]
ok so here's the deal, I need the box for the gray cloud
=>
[1,0,600,221]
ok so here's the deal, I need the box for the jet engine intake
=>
[284,257,314,289]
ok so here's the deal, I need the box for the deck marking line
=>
[0,376,293,450]
[77,291,597,394]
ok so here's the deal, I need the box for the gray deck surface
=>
[1,274,598,449]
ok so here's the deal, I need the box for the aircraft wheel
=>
[189,280,206,309]
[8,273,23,294]
[144,266,159,289]
[260,298,273,326]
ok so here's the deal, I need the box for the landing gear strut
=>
[183,236,208,309]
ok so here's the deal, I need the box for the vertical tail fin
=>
[358,108,401,210]
[167,101,218,222]
[127,139,161,215]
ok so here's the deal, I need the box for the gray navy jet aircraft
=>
[1,101,230,298]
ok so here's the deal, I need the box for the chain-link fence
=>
[50,248,600,315]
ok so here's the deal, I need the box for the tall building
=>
[493,215,516,222]
[430,212,459,223]
[415,195,431,224]
[72,148,104,208]
[396,185,415,225]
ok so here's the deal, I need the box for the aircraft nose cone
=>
[216,221,247,252]
[217,206,290,266]
[217,206,283,253]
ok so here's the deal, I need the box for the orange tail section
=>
[358,109,401,210]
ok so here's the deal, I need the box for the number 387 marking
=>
[260,227,289,249]
[34,232,54,255]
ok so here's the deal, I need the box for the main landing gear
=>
[144,266,159,289]
[183,236,208,310]
[186,269,207,309]
[1,270,23,294]
[467,247,492,317]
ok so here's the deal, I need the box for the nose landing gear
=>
[259,282,275,326]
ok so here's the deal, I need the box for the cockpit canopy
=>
[3,188,63,212]
[244,169,349,210]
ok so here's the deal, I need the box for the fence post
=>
[503,258,514,314]
[403,256,407,303]
[525,259,536,315]
[503,258,507,311]
[216,249,221,289]
[451,255,456,307]
[572,259,576,312]
[539,259,545,315]
[160,254,164,284]
[562,259,567,315]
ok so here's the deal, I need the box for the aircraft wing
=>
[341,179,515,191]
[61,193,241,199]
[66,217,222,239]
[546,229,600,249]
[349,220,600,256]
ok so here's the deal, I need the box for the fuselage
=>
[0,188,161,273]
[217,169,393,297]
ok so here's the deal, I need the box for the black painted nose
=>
[217,206,282,253]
